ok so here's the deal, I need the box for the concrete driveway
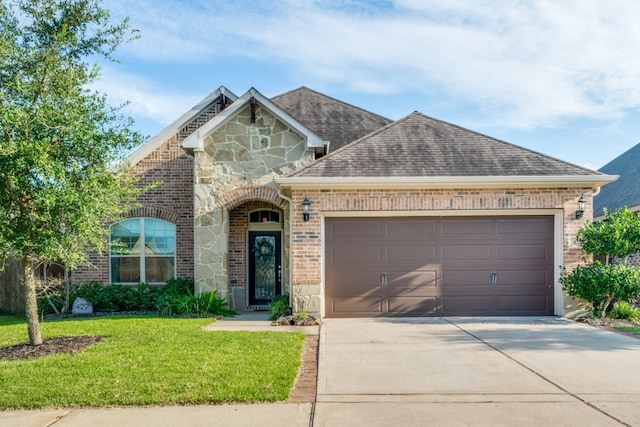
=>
[314,317,640,427]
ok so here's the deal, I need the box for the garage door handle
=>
[491,272,498,284]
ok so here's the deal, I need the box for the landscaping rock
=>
[71,297,93,315]
[271,315,322,326]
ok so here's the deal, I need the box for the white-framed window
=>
[109,218,176,284]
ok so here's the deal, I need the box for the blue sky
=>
[98,0,640,170]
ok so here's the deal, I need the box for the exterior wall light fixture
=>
[302,197,311,222]
[576,194,586,219]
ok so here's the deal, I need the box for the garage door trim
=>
[322,210,564,317]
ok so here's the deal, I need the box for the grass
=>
[614,325,640,335]
[0,315,304,409]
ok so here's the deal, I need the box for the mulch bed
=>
[0,336,105,361]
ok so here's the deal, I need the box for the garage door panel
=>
[388,296,439,316]
[442,218,492,237]
[443,296,492,315]
[496,244,549,261]
[442,244,493,261]
[386,244,437,263]
[496,217,552,235]
[332,297,383,315]
[329,245,383,264]
[328,270,383,294]
[496,295,550,313]
[328,220,383,240]
[442,270,491,287]
[496,270,549,286]
[386,219,437,240]
[387,270,438,294]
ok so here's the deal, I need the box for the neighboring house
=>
[72,86,615,318]
[593,142,640,265]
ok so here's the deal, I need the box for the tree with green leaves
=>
[561,207,640,317]
[576,207,640,266]
[0,0,144,345]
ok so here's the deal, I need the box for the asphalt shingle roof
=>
[271,87,393,151]
[290,112,601,178]
[594,142,640,216]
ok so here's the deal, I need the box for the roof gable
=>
[594,142,640,217]
[271,86,392,152]
[127,86,237,167]
[279,112,615,190]
[182,88,325,152]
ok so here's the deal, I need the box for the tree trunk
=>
[22,254,43,346]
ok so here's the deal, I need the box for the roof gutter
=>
[276,174,618,191]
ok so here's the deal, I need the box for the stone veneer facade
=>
[285,188,592,316]
[192,103,314,305]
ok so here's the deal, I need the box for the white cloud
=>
[103,0,640,130]
[94,66,201,127]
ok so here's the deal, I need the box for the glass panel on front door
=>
[249,231,281,305]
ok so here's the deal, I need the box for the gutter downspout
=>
[277,188,294,312]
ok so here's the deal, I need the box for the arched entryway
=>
[228,201,285,310]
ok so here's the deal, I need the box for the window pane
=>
[111,257,141,283]
[110,219,141,255]
[144,219,176,255]
[145,257,175,283]
[249,210,280,223]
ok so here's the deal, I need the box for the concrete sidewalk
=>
[3,316,640,426]
[0,404,312,427]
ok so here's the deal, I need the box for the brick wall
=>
[72,135,195,284]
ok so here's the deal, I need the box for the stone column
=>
[193,185,229,297]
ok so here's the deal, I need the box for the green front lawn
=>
[0,316,304,409]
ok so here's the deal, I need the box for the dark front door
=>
[248,231,282,306]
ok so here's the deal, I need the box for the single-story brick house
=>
[73,86,616,318]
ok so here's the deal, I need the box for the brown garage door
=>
[325,216,554,317]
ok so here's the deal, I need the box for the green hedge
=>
[38,278,236,317]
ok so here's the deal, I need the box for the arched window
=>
[110,218,176,284]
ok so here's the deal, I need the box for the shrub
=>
[74,281,104,307]
[560,262,640,317]
[162,278,194,296]
[76,281,177,313]
[269,294,290,320]
[155,278,195,316]
[179,291,237,317]
[54,279,235,318]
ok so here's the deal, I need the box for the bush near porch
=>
[38,278,236,318]
[0,316,304,408]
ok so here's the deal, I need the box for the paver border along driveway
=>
[314,317,640,427]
